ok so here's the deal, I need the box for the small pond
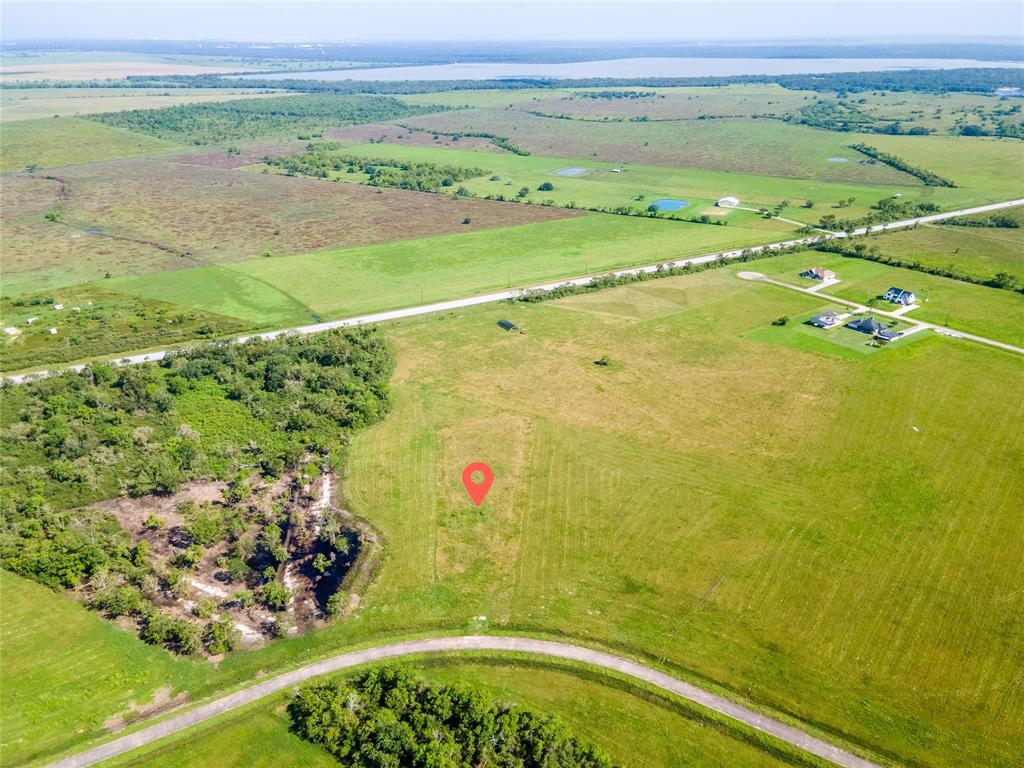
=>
[651,198,690,211]
[554,167,587,176]
[826,157,850,163]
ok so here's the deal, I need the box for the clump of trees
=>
[0,328,394,654]
[818,196,942,232]
[266,143,487,191]
[89,94,443,144]
[849,144,956,187]
[288,665,618,768]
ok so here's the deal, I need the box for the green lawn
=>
[0,117,177,172]
[110,214,786,322]
[758,250,1024,347]
[106,659,799,768]
[107,263,316,326]
[0,571,206,767]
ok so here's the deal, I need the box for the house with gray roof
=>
[847,316,886,335]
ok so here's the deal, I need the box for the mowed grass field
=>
[759,250,1024,346]
[0,117,178,172]
[103,657,804,768]
[338,268,1024,768]
[272,140,940,223]
[107,214,786,323]
[0,571,207,767]
[0,88,283,122]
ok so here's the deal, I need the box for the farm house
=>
[716,196,740,207]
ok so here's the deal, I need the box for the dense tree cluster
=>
[573,90,660,99]
[266,143,487,191]
[88,94,443,144]
[0,329,393,653]
[288,665,618,768]
[817,196,943,231]
[849,144,957,187]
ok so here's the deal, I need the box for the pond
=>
[554,167,587,176]
[827,157,851,163]
[651,198,690,211]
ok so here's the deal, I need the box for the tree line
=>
[88,94,444,144]
[289,665,618,768]
[849,144,957,187]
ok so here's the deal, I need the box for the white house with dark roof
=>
[882,287,917,306]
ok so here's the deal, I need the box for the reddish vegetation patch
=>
[4,158,580,291]
[174,138,311,169]
[328,122,500,152]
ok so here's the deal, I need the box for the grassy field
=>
[337,268,1023,768]
[262,140,943,224]
[867,220,1024,284]
[0,117,177,172]
[3,266,1022,768]
[1,156,574,296]
[106,659,799,768]
[758,250,1024,346]
[399,109,920,184]
[858,133,1024,198]
[0,88,283,122]
[0,571,206,767]
[106,214,785,322]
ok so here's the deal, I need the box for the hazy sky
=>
[2,0,1022,43]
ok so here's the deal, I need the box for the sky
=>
[1,0,1022,43]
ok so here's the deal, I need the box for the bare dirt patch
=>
[104,685,188,733]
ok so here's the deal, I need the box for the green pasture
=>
[858,133,1024,198]
[214,214,782,319]
[0,571,206,767]
[105,658,798,768]
[277,140,944,223]
[758,250,1024,346]
[399,109,920,183]
[337,269,1024,768]
[0,117,177,172]
[870,219,1024,283]
[399,87,577,108]
[107,263,316,326]
[0,88,283,122]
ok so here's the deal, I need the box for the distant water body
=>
[256,57,1024,82]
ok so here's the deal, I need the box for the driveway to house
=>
[737,272,1024,355]
[46,635,883,768]
[6,197,1023,384]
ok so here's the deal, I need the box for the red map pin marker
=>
[462,462,494,507]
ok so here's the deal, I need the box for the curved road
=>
[7,198,1023,385]
[47,635,882,768]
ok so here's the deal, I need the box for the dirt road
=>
[46,635,883,768]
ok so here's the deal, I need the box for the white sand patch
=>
[192,580,230,599]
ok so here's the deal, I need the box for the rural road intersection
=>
[46,635,883,768]
[6,198,1023,384]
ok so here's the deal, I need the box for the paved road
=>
[739,272,1024,356]
[6,198,1023,385]
[46,635,883,768]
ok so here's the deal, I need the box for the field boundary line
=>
[6,198,1023,384]
[45,635,883,768]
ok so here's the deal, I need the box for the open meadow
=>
[105,213,784,323]
[0,88,284,122]
[0,117,178,172]
[1,156,576,296]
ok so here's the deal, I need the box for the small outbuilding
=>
[25,317,39,325]
[716,196,740,208]
[801,267,836,281]
[809,311,841,328]
[876,328,904,341]
[48,327,58,335]
[883,287,917,306]
[53,304,64,310]
[497,319,518,332]
[847,316,885,335]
